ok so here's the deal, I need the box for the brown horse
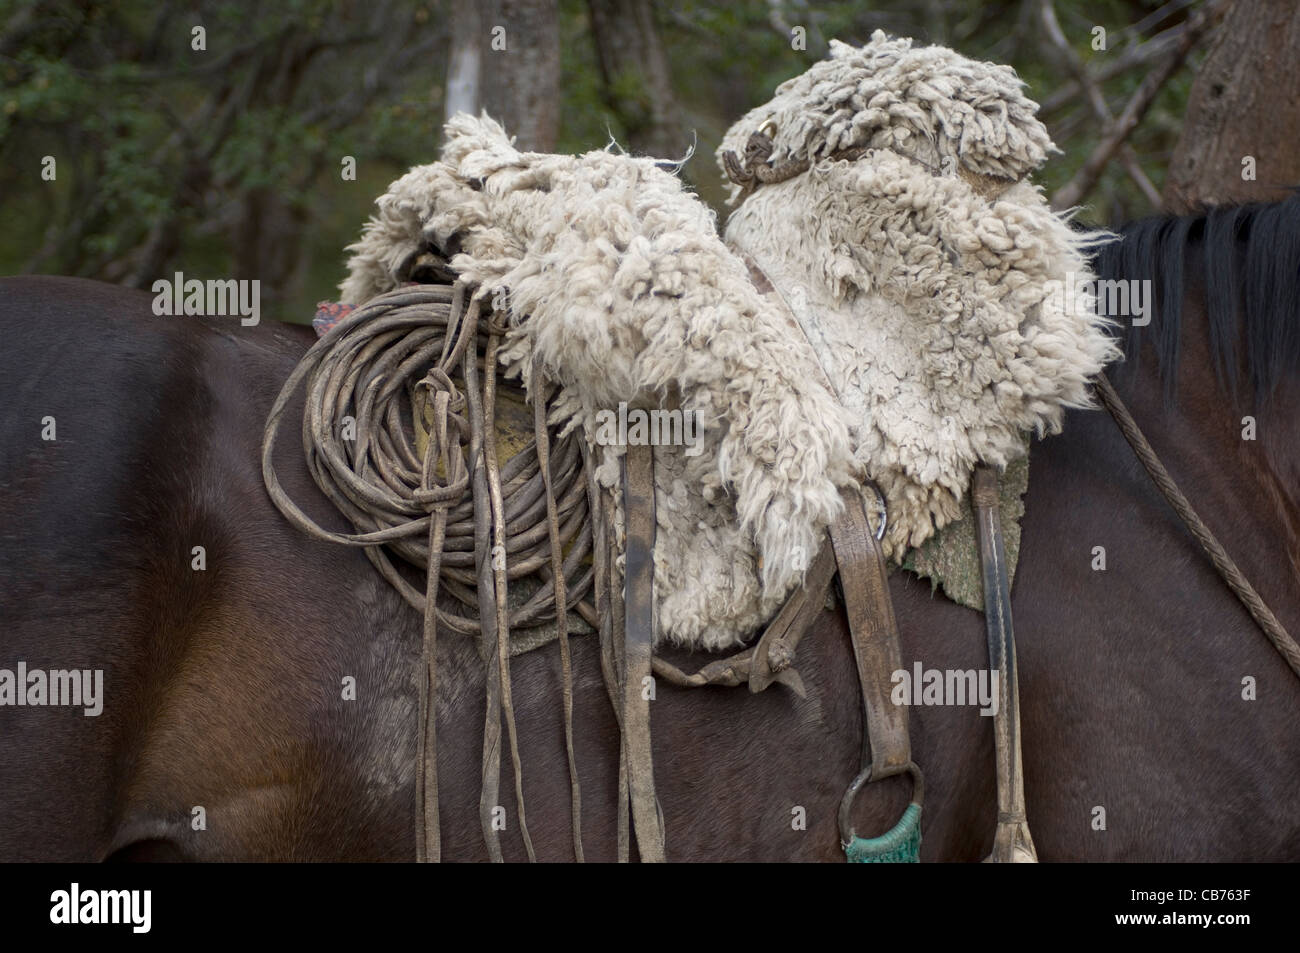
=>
[1,195,1297,861]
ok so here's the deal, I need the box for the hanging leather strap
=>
[828,489,912,779]
[622,443,666,862]
[739,249,913,776]
[972,465,1037,863]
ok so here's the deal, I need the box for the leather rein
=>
[1093,375,1300,678]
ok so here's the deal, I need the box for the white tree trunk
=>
[445,0,485,120]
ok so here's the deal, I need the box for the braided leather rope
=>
[1095,373,1300,678]
[262,283,593,861]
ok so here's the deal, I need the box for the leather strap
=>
[972,465,1037,863]
[828,489,911,779]
[463,328,507,863]
[743,249,913,781]
[746,541,838,695]
[622,443,666,862]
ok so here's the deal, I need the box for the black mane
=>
[1090,191,1300,402]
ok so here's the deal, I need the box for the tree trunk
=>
[586,0,684,158]
[1163,0,1300,212]
[233,188,307,316]
[480,0,560,151]
[443,0,558,150]
[444,0,484,120]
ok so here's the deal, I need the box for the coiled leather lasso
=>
[261,283,596,636]
[262,282,593,862]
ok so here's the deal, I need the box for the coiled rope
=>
[261,283,593,861]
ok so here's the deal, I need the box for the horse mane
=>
[1092,190,1300,402]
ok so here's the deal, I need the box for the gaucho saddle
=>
[263,32,1132,863]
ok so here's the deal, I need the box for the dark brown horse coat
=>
[1,198,1298,861]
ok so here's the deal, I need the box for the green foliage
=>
[0,0,444,319]
[0,0,1207,322]
[556,0,620,152]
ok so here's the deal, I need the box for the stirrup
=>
[838,760,924,863]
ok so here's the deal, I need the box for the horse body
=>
[0,277,417,861]
[2,206,1298,859]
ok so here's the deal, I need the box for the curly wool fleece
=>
[341,113,859,650]
[339,33,1119,649]
[718,30,1058,204]
[719,32,1120,558]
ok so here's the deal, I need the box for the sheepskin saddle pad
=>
[339,34,1118,652]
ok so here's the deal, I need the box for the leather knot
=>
[767,636,795,672]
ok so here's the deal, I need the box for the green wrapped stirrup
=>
[844,802,922,863]
[839,761,924,864]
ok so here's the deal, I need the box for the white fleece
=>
[338,32,1119,650]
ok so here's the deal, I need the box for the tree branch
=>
[1038,0,1163,211]
[1038,24,1184,117]
[1050,0,1229,211]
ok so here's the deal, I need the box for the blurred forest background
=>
[2,0,1298,324]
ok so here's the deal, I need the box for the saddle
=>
[266,277,1036,865]
[264,33,1127,862]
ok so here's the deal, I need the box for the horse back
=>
[0,276,416,860]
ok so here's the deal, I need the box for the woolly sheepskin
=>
[718,30,1057,205]
[720,31,1120,557]
[339,32,1119,650]
[342,113,859,650]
